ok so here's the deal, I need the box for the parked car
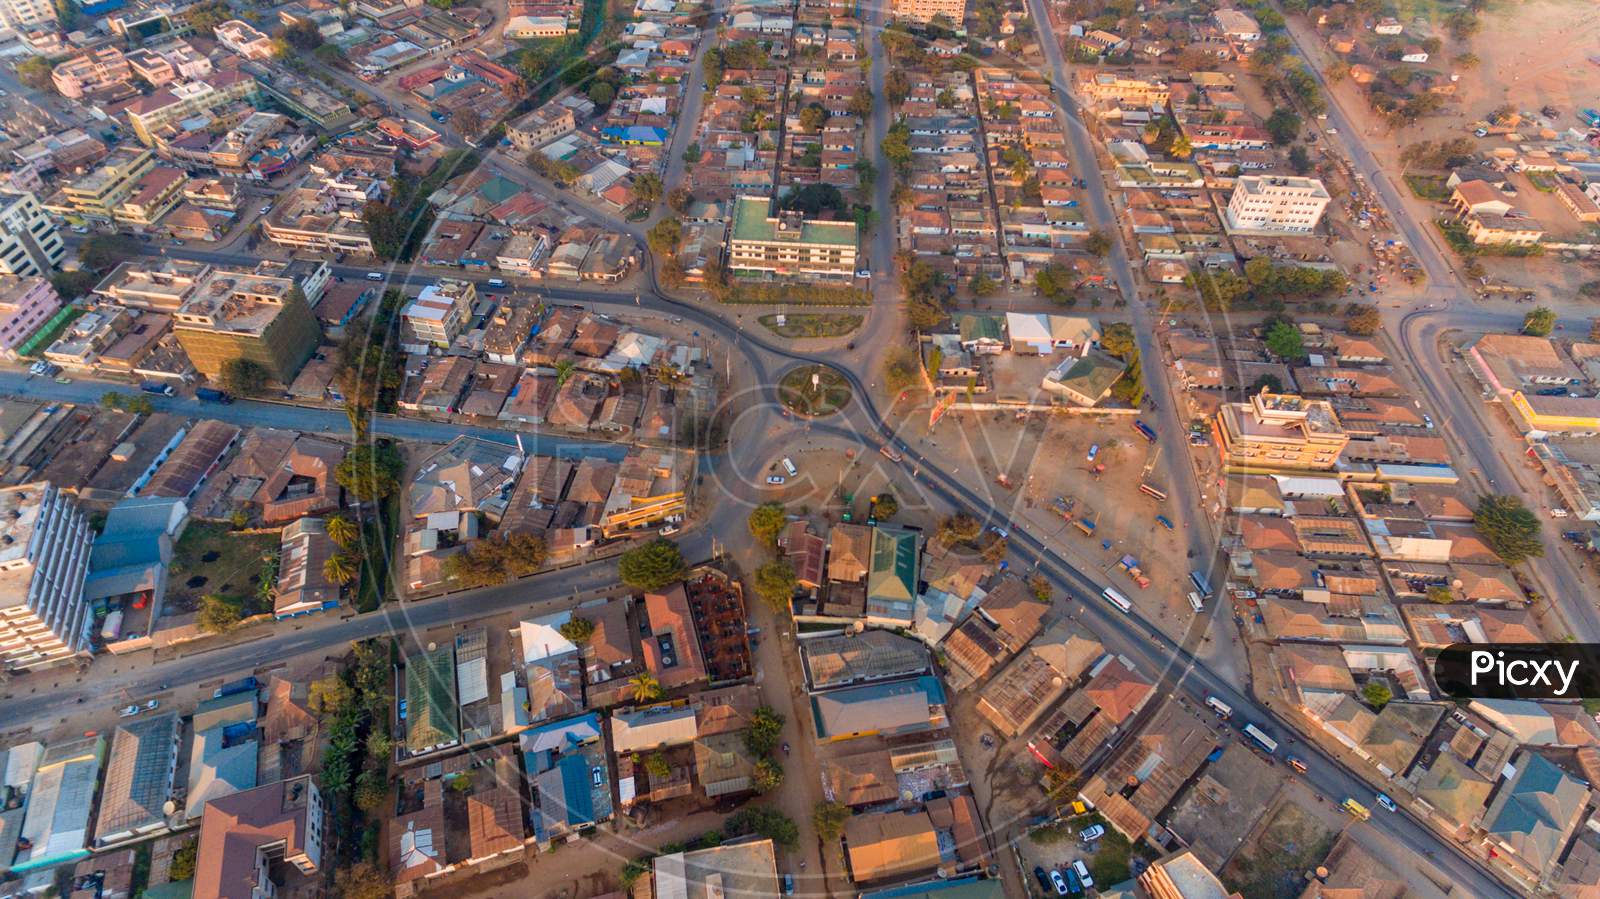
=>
[1072,859,1094,888]
[1034,867,1053,893]
[1079,824,1105,843]
[766,475,786,485]
[143,700,159,711]
[1049,869,1069,895]
[119,705,139,717]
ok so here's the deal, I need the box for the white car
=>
[1325,128,1338,135]
[119,705,140,717]
[1072,859,1094,889]
[659,524,680,536]
[143,699,160,711]
[1079,824,1106,842]
[1049,870,1068,895]
[766,475,786,485]
[1376,793,1398,812]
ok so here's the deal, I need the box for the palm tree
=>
[323,553,358,586]
[629,672,662,704]
[325,515,359,549]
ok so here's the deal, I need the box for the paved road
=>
[1271,7,1600,643]
[1024,0,1246,685]
[0,371,629,460]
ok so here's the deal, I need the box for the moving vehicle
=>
[766,475,785,485]
[1101,587,1131,613]
[880,444,903,462]
[140,381,174,396]
[1156,515,1174,530]
[119,705,140,717]
[1288,756,1308,774]
[53,376,71,385]
[781,457,798,476]
[213,676,258,699]
[1079,824,1105,843]
[367,272,384,281]
[195,387,233,404]
[1205,696,1233,719]
[1072,860,1093,889]
[486,278,506,288]
[1242,722,1279,755]
[143,700,159,711]
[1341,798,1371,821]
[1049,869,1069,895]
[1376,793,1398,812]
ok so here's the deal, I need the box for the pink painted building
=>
[0,277,62,355]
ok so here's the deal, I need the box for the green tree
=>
[282,18,323,50]
[1084,230,1112,257]
[442,533,550,587]
[1474,494,1544,564]
[1522,307,1556,337]
[587,80,615,106]
[306,674,352,717]
[197,594,244,634]
[558,616,595,644]
[1360,681,1393,710]
[745,705,785,755]
[752,559,797,613]
[322,553,358,586]
[799,104,828,133]
[1264,321,1307,361]
[883,347,923,394]
[633,172,664,206]
[1100,322,1137,360]
[16,57,52,91]
[1266,107,1302,145]
[333,863,393,899]
[1345,305,1381,336]
[969,273,998,297]
[618,538,686,591]
[753,758,784,792]
[1288,144,1312,175]
[724,806,799,849]
[629,672,663,703]
[335,442,403,502]
[937,513,982,546]
[353,768,389,814]
[220,357,271,397]
[873,492,899,520]
[1028,573,1053,602]
[78,234,139,271]
[647,218,682,256]
[747,502,787,549]
[813,801,851,841]
[1425,585,1454,604]
[644,752,671,780]
[325,515,359,549]
[169,839,198,881]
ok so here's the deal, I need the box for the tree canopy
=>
[747,502,787,548]
[1474,494,1544,564]
[1264,321,1307,361]
[442,533,549,587]
[335,442,403,502]
[618,538,686,591]
[220,358,271,397]
[1522,307,1556,337]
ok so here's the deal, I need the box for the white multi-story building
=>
[0,192,65,277]
[0,0,56,36]
[1224,175,1331,234]
[0,482,94,672]
[402,279,475,349]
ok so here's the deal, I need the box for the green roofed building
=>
[726,195,858,281]
[866,525,920,625]
[405,644,459,756]
[1042,349,1127,407]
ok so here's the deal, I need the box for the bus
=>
[1340,798,1371,821]
[1133,420,1157,443]
[1189,569,1213,599]
[1138,483,1168,502]
[1101,587,1131,614]
[1242,722,1278,755]
[1205,696,1233,720]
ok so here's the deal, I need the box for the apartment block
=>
[261,187,375,255]
[113,166,186,228]
[1224,175,1331,234]
[172,268,322,382]
[402,279,475,348]
[215,20,274,59]
[61,147,155,221]
[0,482,94,672]
[1215,391,1350,471]
[0,276,61,354]
[1076,72,1171,109]
[0,0,57,34]
[125,70,258,146]
[51,47,131,99]
[0,192,65,277]
[726,195,858,281]
[891,0,966,24]
[506,104,576,154]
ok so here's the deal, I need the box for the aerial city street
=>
[0,0,1595,896]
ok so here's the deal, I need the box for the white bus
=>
[1101,587,1131,613]
[1205,696,1233,720]
[1242,722,1278,755]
